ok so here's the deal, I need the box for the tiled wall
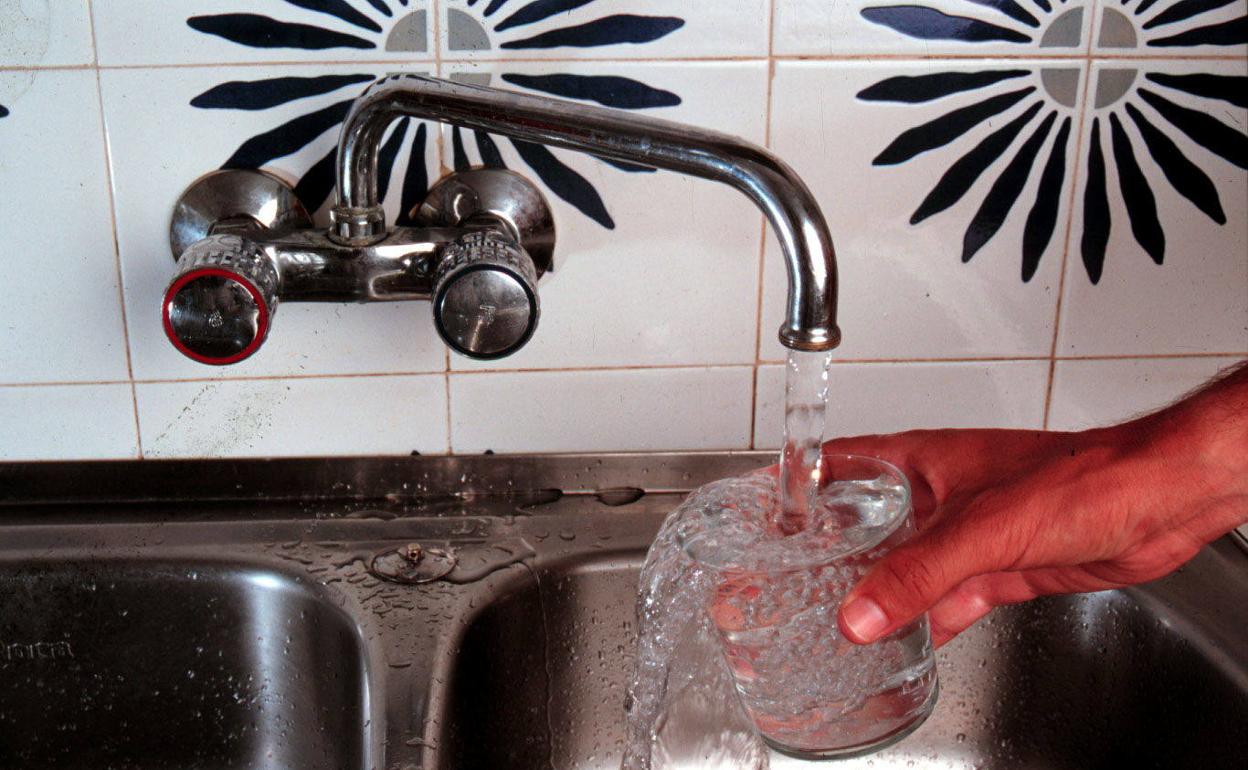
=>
[0,0,1244,460]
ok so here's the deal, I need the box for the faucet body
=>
[163,75,840,364]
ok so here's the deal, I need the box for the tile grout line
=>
[750,0,779,450]
[1043,0,1100,430]
[85,0,143,459]
[433,0,453,454]
[5,53,1248,73]
[7,352,1247,390]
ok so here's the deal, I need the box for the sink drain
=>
[369,543,457,584]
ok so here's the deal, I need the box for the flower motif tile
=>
[760,60,1073,361]
[441,60,769,369]
[439,0,768,59]
[1057,59,1247,356]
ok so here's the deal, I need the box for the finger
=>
[837,513,1021,644]
[926,572,1040,647]
[820,433,941,517]
[926,566,1127,647]
[927,579,997,648]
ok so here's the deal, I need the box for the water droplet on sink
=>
[558,531,576,541]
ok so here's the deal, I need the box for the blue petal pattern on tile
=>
[0,105,7,118]
[1148,16,1247,46]
[856,69,1029,103]
[187,14,378,49]
[858,0,1248,283]
[364,0,395,17]
[499,15,684,48]
[1022,116,1072,279]
[190,74,374,110]
[1143,72,1247,108]
[187,0,684,229]
[961,110,1058,267]
[1081,119,1111,283]
[284,0,386,32]
[499,73,680,108]
[861,6,1033,42]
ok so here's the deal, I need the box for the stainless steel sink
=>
[1,453,1244,770]
[437,539,1248,770]
[0,558,367,769]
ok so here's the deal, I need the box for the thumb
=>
[837,517,1005,644]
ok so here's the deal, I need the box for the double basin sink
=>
[1,453,1244,769]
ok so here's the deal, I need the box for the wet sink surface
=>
[0,453,1244,770]
[441,540,1248,770]
[0,560,367,769]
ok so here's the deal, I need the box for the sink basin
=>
[1,452,1244,770]
[441,537,1248,770]
[0,559,368,769]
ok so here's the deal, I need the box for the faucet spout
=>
[333,75,840,352]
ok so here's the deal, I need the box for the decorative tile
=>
[1092,0,1248,58]
[0,384,138,460]
[0,70,129,384]
[753,360,1049,449]
[760,60,1075,361]
[0,0,94,66]
[441,60,768,369]
[1048,356,1242,431]
[774,0,1096,57]
[136,374,447,458]
[449,366,754,452]
[438,0,768,60]
[91,0,436,66]
[1057,59,1247,356]
[99,65,447,380]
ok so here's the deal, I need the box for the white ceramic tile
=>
[441,60,768,370]
[99,64,447,380]
[1058,59,1248,357]
[1092,0,1248,58]
[91,0,435,66]
[774,0,1095,57]
[761,60,1077,362]
[754,360,1049,448]
[0,0,94,66]
[0,70,129,384]
[137,374,447,458]
[438,0,767,60]
[449,366,753,452]
[1048,356,1241,431]
[0,384,138,460]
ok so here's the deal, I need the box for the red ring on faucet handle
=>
[162,267,271,366]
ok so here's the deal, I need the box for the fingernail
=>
[840,597,888,643]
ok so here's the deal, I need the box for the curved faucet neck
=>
[332,74,840,352]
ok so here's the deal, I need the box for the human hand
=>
[829,367,1248,647]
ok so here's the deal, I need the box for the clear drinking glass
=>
[678,454,938,759]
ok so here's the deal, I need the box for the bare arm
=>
[832,360,1248,647]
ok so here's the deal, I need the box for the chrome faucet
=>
[163,75,840,364]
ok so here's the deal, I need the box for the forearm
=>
[1129,360,1248,538]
